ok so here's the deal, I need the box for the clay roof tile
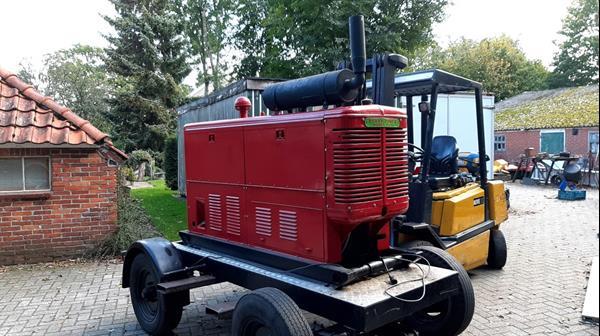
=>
[0,66,126,160]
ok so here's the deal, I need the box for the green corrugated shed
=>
[495,85,599,131]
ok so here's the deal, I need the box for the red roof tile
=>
[0,67,126,159]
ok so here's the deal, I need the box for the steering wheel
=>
[408,144,425,162]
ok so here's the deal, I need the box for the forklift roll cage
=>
[394,69,488,191]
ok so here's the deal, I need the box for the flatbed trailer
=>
[122,232,473,336]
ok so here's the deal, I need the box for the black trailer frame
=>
[122,232,461,334]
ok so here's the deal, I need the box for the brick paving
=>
[0,183,598,335]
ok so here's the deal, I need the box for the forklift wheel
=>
[487,229,507,269]
[400,240,434,250]
[129,253,184,335]
[403,246,474,336]
[232,287,312,336]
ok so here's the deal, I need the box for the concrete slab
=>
[582,257,599,321]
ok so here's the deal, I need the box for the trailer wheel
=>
[403,246,474,336]
[232,287,312,336]
[487,229,507,269]
[129,253,184,335]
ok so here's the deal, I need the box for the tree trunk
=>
[137,162,146,182]
[199,0,211,95]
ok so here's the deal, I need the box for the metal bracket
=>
[156,274,219,295]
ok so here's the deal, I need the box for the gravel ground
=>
[0,182,598,335]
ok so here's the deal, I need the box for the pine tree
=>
[103,0,191,153]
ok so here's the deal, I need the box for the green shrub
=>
[121,166,136,182]
[164,135,178,190]
[127,150,153,168]
[89,171,161,257]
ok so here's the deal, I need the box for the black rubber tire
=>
[487,229,507,269]
[129,253,184,335]
[232,287,312,336]
[400,240,434,250]
[402,246,475,336]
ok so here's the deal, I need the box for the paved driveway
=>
[1,183,598,335]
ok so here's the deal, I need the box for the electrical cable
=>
[383,253,432,303]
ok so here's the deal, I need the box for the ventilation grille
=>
[332,128,409,204]
[225,196,241,235]
[333,129,383,204]
[255,207,272,236]
[279,210,298,241]
[208,194,222,231]
[385,129,410,199]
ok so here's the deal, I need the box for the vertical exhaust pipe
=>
[346,15,367,103]
[347,15,366,90]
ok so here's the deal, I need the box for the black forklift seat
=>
[430,136,459,175]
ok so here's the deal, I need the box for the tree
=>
[232,0,448,79]
[412,36,550,101]
[550,0,599,87]
[103,0,191,153]
[185,0,234,95]
[44,45,113,133]
[16,45,113,133]
[16,61,44,91]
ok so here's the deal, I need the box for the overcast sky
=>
[0,0,571,87]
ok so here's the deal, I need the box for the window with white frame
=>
[590,131,599,154]
[494,134,506,152]
[0,157,51,192]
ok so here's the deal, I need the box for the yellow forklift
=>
[388,69,509,271]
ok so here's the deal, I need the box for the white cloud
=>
[433,0,570,67]
[0,0,114,72]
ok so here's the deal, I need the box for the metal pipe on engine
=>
[262,15,368,112]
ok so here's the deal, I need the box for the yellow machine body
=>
[428,180,508,270]
[487,180,508,224]
[447,230,490,270]
[431,183,485,236]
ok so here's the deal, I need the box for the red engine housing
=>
[184,105,409,263]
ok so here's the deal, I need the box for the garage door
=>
[541,131,564,154]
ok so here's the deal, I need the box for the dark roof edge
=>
[178,77,285,114]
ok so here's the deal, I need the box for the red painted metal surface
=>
[184,105,409,263]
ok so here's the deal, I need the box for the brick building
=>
[494,85,599,163]
[0,68,126,265]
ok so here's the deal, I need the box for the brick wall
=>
[0,147,118,265]
[495,126,599,163]
[494,129,540,162]
[565,127,600,158]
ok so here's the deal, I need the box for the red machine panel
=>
[184,105,409,263]
[245,120,325,190]
[245,187,326,261]
[184,127,245,184]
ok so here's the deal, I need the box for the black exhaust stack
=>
[263,15,367,111]
[347,15,366,93]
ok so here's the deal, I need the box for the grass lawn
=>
[131,180,187,241]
